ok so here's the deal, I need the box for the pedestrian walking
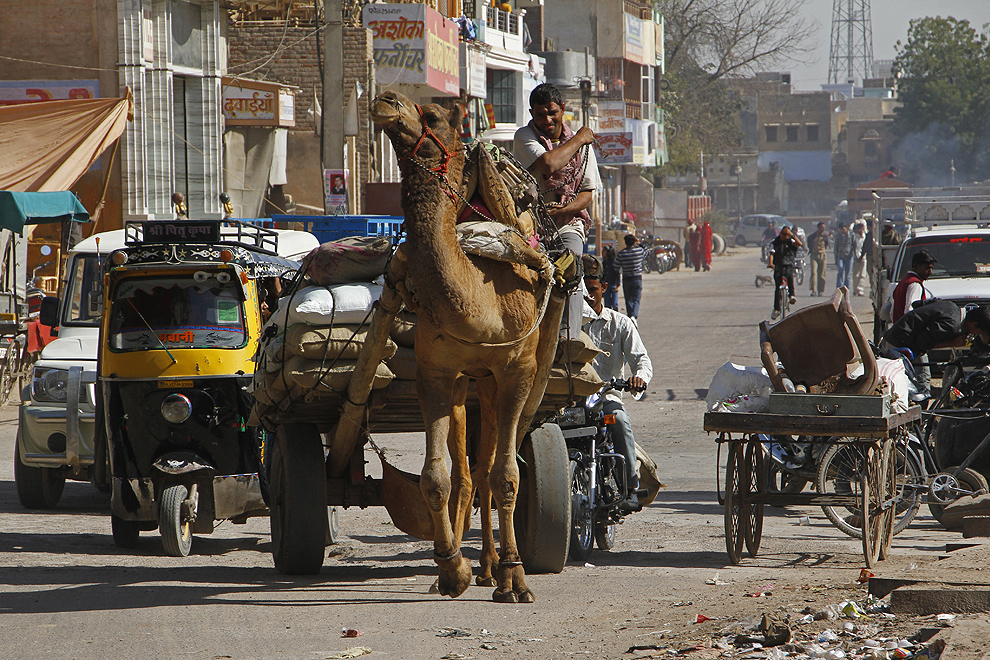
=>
[851,222,868,296]
[833,223,854,289]
[700,219,713,271]
[616,234,646,319]
[602,244,621,311]
[513,82,601,341]
[683,218,696,269]
[807,221,829,296]
[689,221,703,272]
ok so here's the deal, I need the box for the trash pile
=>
[251,237,396,423]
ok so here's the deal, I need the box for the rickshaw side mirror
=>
[39,296,60,327]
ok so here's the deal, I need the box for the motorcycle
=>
[556,378,647,561]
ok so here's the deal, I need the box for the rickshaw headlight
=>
[161,393,193,424]
[33,368,68,403]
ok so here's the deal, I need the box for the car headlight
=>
[161,393,193,424]
[32,368,69,403]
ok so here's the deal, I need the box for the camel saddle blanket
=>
[456,220,549,271]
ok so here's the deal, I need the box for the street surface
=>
[1,245,986,659]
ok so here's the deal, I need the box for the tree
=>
[891,17,990,184]
[653,0,816,175]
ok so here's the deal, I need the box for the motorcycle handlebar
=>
[605,378,646,395]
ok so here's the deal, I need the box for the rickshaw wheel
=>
[723,443,746,565]
[160,484,194,557]
[111,514,141,549]
[861,445,883,568]
[744,441,765,557]
[270,423,327,575]
[0,340,20,406]
[878,442,895,561]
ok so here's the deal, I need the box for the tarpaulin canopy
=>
[0,191,90,233]
[0,91,132,192]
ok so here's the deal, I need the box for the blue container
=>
[270,215,404,244]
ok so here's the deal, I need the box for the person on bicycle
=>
[582,269,653,513]
[767,225,802,320]
[881,300,990,394]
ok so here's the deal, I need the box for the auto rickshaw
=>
[99,218,317,556]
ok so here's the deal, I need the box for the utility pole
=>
[323,0,345,214]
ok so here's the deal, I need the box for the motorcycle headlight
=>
[161,393,193,424]
[559,407,586,426]
[32,368,69,403]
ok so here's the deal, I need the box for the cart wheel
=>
[817,441,866,538]
[594,519,616,551]
[270,423,327,575]
[515,423,571,574]
[111,514,141,549]
[861,445,882,568]
[928,467,989,523]
[160,484,194,557]
[568,460,594,561]
[0,340,20,406]
[745,442,765,557]
[878,442,895,561]
[723,443,747,565]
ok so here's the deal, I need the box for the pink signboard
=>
[364,3,459,96]
[425,7,459,96]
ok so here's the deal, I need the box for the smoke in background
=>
[892,123,990,187]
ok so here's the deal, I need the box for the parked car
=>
[733,214,790,246]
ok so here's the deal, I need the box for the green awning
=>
[0,190,90,233]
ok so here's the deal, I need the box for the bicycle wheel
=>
[817,440,868,538]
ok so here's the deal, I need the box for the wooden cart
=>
[704,408,921,568]
[260,285,576,576]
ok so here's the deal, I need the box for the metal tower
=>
[828,0,874,84]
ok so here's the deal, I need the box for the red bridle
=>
[401,103,456,176]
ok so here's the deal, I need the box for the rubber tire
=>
[14,438,65,509]
[594,520,616,551]
[515,423,571,574]
[111,514,141,549]
[270,422,327,575]
[795,268,805,286]
[159,484,194,557]
[712,233,726,256]
[928,467,989,524]
[326,507,340,546]
[568,461,594,561]
[736,235,747,247]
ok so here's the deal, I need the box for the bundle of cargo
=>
[250,237,397,425]
[545,331,604,397]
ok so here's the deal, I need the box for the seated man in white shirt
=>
[582,269,653,512]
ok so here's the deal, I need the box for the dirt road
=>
[1,246,985,659]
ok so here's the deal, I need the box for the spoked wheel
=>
[160,484,194,557]
[0,340,20,406]
[861,443,888,568]
[878,442,896,561]
[270,423,327,575]
[744,442,765,557]
[817,440,867,537]
[568,460,594,561]
[723,442,747,565]
[928,467,990,523]
[860,473,878,567]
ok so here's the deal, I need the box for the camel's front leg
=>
[488,376,535,603]
[446,378,473,552]
[418,372,472,599]
[473,377,499,587]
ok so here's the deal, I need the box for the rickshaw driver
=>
[582,263,653,513]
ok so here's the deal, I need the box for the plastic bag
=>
[877,357,910,413]
[706,362,773,413]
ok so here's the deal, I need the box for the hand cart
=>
[704,408,921,568]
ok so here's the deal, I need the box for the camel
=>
[371,90,572,603]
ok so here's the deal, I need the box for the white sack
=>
[877,357,910,413]
[268,283,382,329]
[706,362,773,413]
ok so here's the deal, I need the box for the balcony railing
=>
[474,6,523,51]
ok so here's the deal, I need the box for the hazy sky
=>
[787,0,990,90]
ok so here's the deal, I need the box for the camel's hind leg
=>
[418,372,472,598]
[488,371,535,604]
[473,377,499,587]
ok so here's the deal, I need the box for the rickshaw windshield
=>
[108,274,247,351]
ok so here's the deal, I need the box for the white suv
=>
[14,230,126,508]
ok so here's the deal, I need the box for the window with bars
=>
[486,69,516,124]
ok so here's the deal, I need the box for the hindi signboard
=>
[0,80,99,107]
[222,78,295,127]
[141,221,220,244]
[594,132,635,165]
[364,3,460,96]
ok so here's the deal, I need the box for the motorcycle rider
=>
[582,266,653,512]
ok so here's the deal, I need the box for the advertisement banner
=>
[624,13,644,64]
[597,102,627,131]
[594,132,634,165]
[0,80,99,106]
[364,3,459,96]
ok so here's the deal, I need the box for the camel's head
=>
[371,90,464,166]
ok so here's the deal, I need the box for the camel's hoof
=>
[436,555,472,599]
[517,589,535,603]
[492,589,519,603]
[476,575,497,587]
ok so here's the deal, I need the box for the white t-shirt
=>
[512,124,602,194]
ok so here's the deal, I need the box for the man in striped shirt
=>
[615,234,646,319]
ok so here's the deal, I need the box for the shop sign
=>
[598,102,627,131]
[594,132,634,164]
[365,3,459,96]
[0,80,99,106]
[624,13,644,64]
[222,78,295,127]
